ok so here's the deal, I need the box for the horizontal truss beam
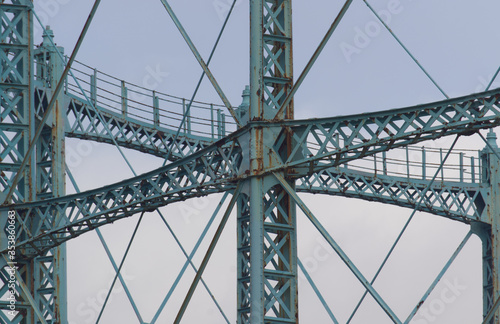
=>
[4,87,500,260]
[1,137,241,259]
[276,87,500,173]
[297,167,487,223]
[36,88,215,160]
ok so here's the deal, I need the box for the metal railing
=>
[62,60,237,139]
[338,144,482,184]
[34,59,484,184]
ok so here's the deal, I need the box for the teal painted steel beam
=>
[276,88,500,174]
[486,67,500,91]
[95,228,144,323]
[0,0,35,202]
[297,168,485,223]
[475,223,495,321]
[477,131,500,323]
[36,27,68,323]
[247,1,265,320]
[63,82,500,166]
[242,1,298,323]
[2,137,241,259]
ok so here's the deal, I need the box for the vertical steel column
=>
[47,28,67,323]
[0,23,68,323]
[0,1,36,322]
[31,26,68,323]
[237,1,296,323]
[475,130,500,324]
[237,191,252,323]
[474,222,494,321]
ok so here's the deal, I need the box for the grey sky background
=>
[31,0,500,323]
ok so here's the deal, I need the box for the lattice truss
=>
[237,193,251,322]
[2,0,500,323]
[16,76,500,225]
[235,0,299,323]
[297,168,486,222]
[9,138,241,258]
[279,90,500,173]
[0,0,32,204]
[261,0,293,118]
[64,92,213,160]
[261,185,297,321]
[0,261,30,322]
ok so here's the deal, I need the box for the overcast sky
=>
[31,0,500,323]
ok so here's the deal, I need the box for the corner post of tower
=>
[237,0,297,323]
[49,26,68,323]
[34,26,68,323]
[473,129,500,323]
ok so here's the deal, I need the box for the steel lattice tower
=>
[1,0,500,323]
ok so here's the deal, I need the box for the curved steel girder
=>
[54,90,215,159]
[296,167,488,224]
[10,87,500,258]
[1,137,241,259]
[273,87,500,173]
